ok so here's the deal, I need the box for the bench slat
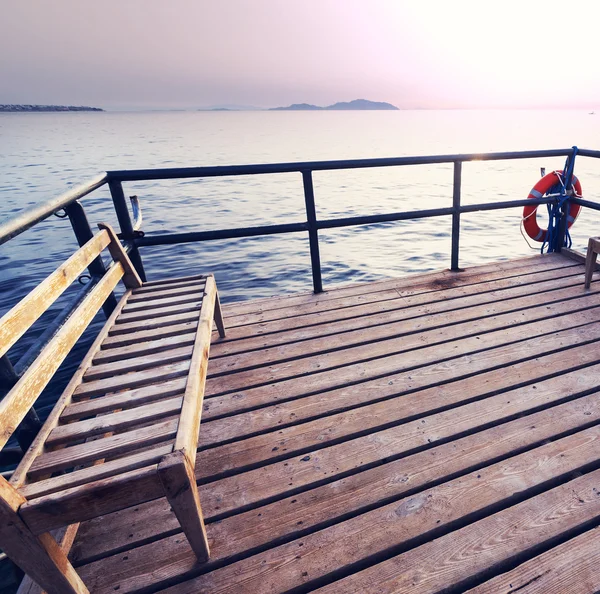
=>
[27,418,179,479]
[108,311,200,335]
[123,292,204,313]
[60,378,187,422]
[93,333,197,364]
[20,445,174,500]
[47,397,184,447]
[84,346,194,381]
[21,466,165,536]
[72,360,191,400]
[101,321,198,349]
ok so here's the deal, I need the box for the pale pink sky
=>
[2,0,600,109]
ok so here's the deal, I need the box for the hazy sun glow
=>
[1,0,600,109]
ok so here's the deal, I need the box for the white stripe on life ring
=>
[567,215,575,223]
[534,229,544,241]
[530,189,543,198]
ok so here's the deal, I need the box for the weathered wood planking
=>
[207,280,598,376]
[222,252,572,321]
[313,470,600,594]
[211,268,591,355]
[142,429,600,594]
[201,312,600,422]
[59,253,600,594]
[214,264,587,347]
[198,339,600,451]
[203,295,600,400]
[466,526,600,593]
[74,397,600,590]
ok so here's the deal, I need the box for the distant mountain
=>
[198,104,264,111]
[270,103,322,111]
[326,99,398,110]
[270,99,398,111]
[0,104,103,112]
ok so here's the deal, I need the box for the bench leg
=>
[585,237,599,290]
[158,450,210,563]
[0,480,88,594]
[213,289,226,338]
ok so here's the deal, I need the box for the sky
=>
[2,0,600,110]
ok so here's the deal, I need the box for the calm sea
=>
[2,109,600,418]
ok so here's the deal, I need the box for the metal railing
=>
[3,145,600,451]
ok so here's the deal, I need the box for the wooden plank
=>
[195,369,600,509]
[46,397,183,447]
[0,229,110,359]
[466,527,600,594]
[199,338,600,449]
[27,418,178,479]
[115,301,202,324]
[211,270,591,356]
[157,451,210,562]
[174,276,216,462]
[84,345,194,381]
[122,292,204,313]
[101,320,198,349]
[108,311,200,335]
[61,377,187,422]
[72,360,191,400]
[223,253,571,319]
[207,282,599,377]
[201,308,600,418]
[313,470,600,594]
[20,444,173,500]
[224,258,580,328]
[135,273,206,289]
[93,332,197,364]
[10,290,132,488]
[216,265,586,344]
[0,262,124,452]
[73,394,600,585]
[0,478,88,594]
[21,466,165,536]
[98,224,142,289]
[138,429,600,594]
[129,280,206,301]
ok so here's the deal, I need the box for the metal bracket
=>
[117,195,145,239]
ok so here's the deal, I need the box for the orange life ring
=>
[523,170,582,242]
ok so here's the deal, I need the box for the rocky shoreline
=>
[0,104,103,112]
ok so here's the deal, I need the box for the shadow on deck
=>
[63,252,600,593]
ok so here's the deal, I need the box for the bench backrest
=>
[0,223,141,451]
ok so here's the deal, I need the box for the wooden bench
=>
[0,224,225,594]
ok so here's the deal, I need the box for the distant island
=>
[270,99,398,111]
[0,104,104,112]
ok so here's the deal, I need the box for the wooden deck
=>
[60,252,600,593]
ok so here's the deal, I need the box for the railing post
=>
[450,161,462,271]
[108,179,147,281]
[302,170,323,293]
[555,146,578,253]
[65,201,118,317]
[65,201,117,318]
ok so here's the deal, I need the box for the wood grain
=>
[0,229,110,359]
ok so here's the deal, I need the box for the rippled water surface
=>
[3,109,600,417]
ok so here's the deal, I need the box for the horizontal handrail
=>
[0,173,108,245]
[106,148,573,181]
[135,196,554,246]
